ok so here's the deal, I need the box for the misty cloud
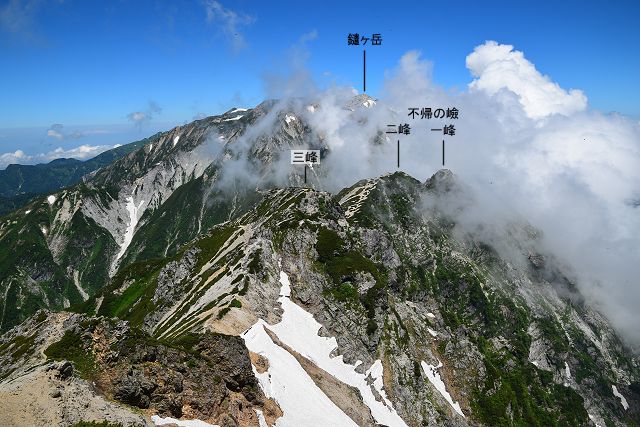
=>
[262,30,322,100]
[0,0,42,40]
[204,0,255,52]
[46,123,64,140]
[127,101,163,129]
[46,123,110,141]
[127,112,148,123]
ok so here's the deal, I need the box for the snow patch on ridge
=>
[278,272,291,297]
[151,415,219,427]
[339,179,377,219]
[367,359,393,408]
[73,270,89,301]
[588,414,604,427]
[421,360,465,417]
[115,196,145,262]
[255,409,268,427]
[242,271,408,427]
[612,385,629,410]
[223,115,244,122]
[562,361,572,386]
[243,322,356,427]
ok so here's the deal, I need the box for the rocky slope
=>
[0,310,280,426]
[0,99,324,332]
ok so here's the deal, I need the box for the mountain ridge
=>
[0,96,638,426]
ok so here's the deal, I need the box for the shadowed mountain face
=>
[0,97,638,427]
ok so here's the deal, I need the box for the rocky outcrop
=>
[0,311,281,427]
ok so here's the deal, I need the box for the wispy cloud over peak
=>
[127,101,163,129]
[46,124,110,141]
[46,123,64,140]
[127,111,148,123]
[204,0,255,52]
[0,0,42,40]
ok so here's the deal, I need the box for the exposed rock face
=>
[0,313,151,426]
[90,319,278,426]
[0,312,279,426]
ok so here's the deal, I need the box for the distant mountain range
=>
[0,137,153,216]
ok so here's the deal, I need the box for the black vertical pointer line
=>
[442,140,445,166]
[304,164,307,184]
[397,139,400,168]
[363,50,366,92]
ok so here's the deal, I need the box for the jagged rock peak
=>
[343,93,377,111]
[425,168,457,192]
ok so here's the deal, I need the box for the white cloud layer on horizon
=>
[466,41,588,120]
[0,143,121,169]
[217,41,640,345]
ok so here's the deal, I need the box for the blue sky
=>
[1,0,639,166]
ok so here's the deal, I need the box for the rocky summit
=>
[0,97,638,427]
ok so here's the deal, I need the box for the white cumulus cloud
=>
[0,149,28,167]
[466,41,588,120]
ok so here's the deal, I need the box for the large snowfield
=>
[241,271,409,427]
